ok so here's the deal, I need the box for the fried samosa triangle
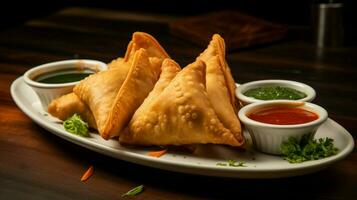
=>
[48,56,132,129]
[74,48,161,139]
[48,32,170,130]
[119,60,243,147]
[197,34,239,113]
[197,34,244,144]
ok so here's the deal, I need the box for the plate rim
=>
[10,76,355,178]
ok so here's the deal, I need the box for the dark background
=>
[0,0,356,45]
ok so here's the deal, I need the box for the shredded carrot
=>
[80,165,94,182]
[148,149,167,158]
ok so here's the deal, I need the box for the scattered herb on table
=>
[216,160,247,167]
[280,135,339,163]
[63,114,89,137]
[122,185,144,197]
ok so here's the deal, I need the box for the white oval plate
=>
[11,77,354,178]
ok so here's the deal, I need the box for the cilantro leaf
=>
[122,185,144,197]
[280,135,338,163]
[216,160,247,167]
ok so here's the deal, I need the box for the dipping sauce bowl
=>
[23,59,107,110]
[236,80,316,105]
[238,100,328,155]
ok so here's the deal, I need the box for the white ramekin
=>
[23,59,107,110]
[236,80,316,105]
[238,100,328,155]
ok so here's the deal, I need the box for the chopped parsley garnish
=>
[63,114,89,137]
[122,185,144,197]
[216,160,247,167]
[280,135,338,163]
[216,162,228,166]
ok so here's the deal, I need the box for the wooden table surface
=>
[1,7,356,199]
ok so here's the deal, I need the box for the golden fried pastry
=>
[197,34,238,112]
[107,57,124,69]
[197,34,244,144]
[48,93,97,129]
[120,60,242,146]
[131,58,181,117]
[124,32,170,62]
[107,32,169,69]
[48,32,170,135]
[48,56,129,122]
[48,57,131,129]
[74,49,161,139]
[122,32,170,76]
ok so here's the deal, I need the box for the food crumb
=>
[80,165,94,182]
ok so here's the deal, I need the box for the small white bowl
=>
[238,100,328,155]
[24,59,107,110]
[236,80,316,105]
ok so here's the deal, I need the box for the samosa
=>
[120,60,242,146]
[74,49,161,139]
[48,93,97,128]
[197,34,244,144]
[48,32,170,132]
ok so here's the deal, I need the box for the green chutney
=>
[244,86,307,100]
[36,71,93,84]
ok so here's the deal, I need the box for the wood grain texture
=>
[0,7,356,200]
[170,11,287,50]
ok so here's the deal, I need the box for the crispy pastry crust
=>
[48,32,169,139]
[48,93,97,129]
[197,34,244,144]
[120,60,242,146]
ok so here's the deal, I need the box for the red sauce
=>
[248,107,319,125]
